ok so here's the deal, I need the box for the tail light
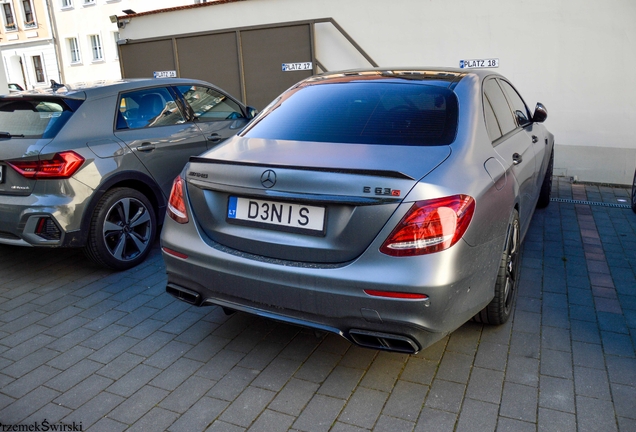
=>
[380,194,475,256]
[167,175,188,224]
[7,151,84,179]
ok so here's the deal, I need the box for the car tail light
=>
[7,151,85,179]
[380,194,475,256]
[167,175,188,224]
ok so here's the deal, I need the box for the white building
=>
[0,0,59,90]
[114,0,636,186]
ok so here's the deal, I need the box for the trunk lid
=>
[185,137,451,263]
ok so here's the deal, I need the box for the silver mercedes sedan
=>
[161,68,554,354]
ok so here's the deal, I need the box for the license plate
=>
[227,196,325,233]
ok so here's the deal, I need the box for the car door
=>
[483,78,537,233]
[174,85,249,149]
[113,86,208,197]
[499,79,548,195]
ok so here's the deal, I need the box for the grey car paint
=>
[161,68,554,353]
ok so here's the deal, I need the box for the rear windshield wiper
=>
[0,132,25,138]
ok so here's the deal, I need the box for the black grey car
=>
[0,78,255,269]
[161,68,554,353]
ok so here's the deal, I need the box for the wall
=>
[119,0,636,185]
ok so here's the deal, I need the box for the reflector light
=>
[167,175,188,224]
[162,247,188,259]
[364,289,428,300]
[7,151,85,179]
[380,194,475,256]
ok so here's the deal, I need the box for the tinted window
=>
[117,87,185,130]
[176,85,244,121]
[242,82,459,146]
[483,79,516,137]
[499,80,530,126]
[483,93,502,141]
[0,99,75,139]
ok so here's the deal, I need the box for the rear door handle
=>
[532,135,538,143]
[512,153,523,165]
[207,133,222,143]
[135,142,155,152]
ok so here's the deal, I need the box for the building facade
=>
[0,0,199,90]
[0,0,58,90]
[50,0,195,84]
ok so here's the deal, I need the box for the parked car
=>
[161,68,554,353]
[8,83,24,93]
[0,78,256,270]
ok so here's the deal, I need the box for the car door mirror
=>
[246,106,258,119]
[532,103,548,123]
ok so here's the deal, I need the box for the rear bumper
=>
[0,178,93,247]
[161,215,502,354]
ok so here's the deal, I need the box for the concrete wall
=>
[119,0,636,185]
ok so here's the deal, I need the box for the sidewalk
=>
[0,177,634,431]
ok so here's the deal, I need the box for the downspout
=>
[44,0,64,83]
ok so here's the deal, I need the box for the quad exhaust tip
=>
[348,329,420,354]
[166,283,201,306]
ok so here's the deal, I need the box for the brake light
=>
[167,175,188,224]
[380,195,475,256]
[7,151,84,179]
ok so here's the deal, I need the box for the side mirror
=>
[246,106,258,119]
[532,103,548,123]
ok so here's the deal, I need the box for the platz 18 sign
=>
[459,58,499,69]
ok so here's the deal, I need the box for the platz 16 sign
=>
[459,58,499,69]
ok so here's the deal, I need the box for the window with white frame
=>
[32,55,45,83]
[89,34,103,61]
[22,0,36,28]
[83,0,95,5]
[61,0,73,8]
[68,37,81,63]
[2,3,16,31]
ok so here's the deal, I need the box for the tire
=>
[84,187,156,270]
[474,209,521,325]
[536,149,553,208]
[631,169,636,214]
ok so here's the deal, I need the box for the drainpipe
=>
[44,0,64,83]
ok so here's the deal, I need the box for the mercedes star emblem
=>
[260,169,277,188]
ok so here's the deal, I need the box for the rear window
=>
[242,82,458,146]
[0,99,76,139]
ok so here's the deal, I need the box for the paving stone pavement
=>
[0,177,635,431]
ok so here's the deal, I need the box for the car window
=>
[483,79,516,139]
[0,99,75,138]
[175,85,244,122]
[117,87,185,130]
[499,80,531,126]
[242,82,459,146]
[483,93,502,142]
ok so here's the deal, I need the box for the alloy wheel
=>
[103,197,152,262]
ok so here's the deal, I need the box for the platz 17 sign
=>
[459,58,499,69]
[282,62,313,72]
